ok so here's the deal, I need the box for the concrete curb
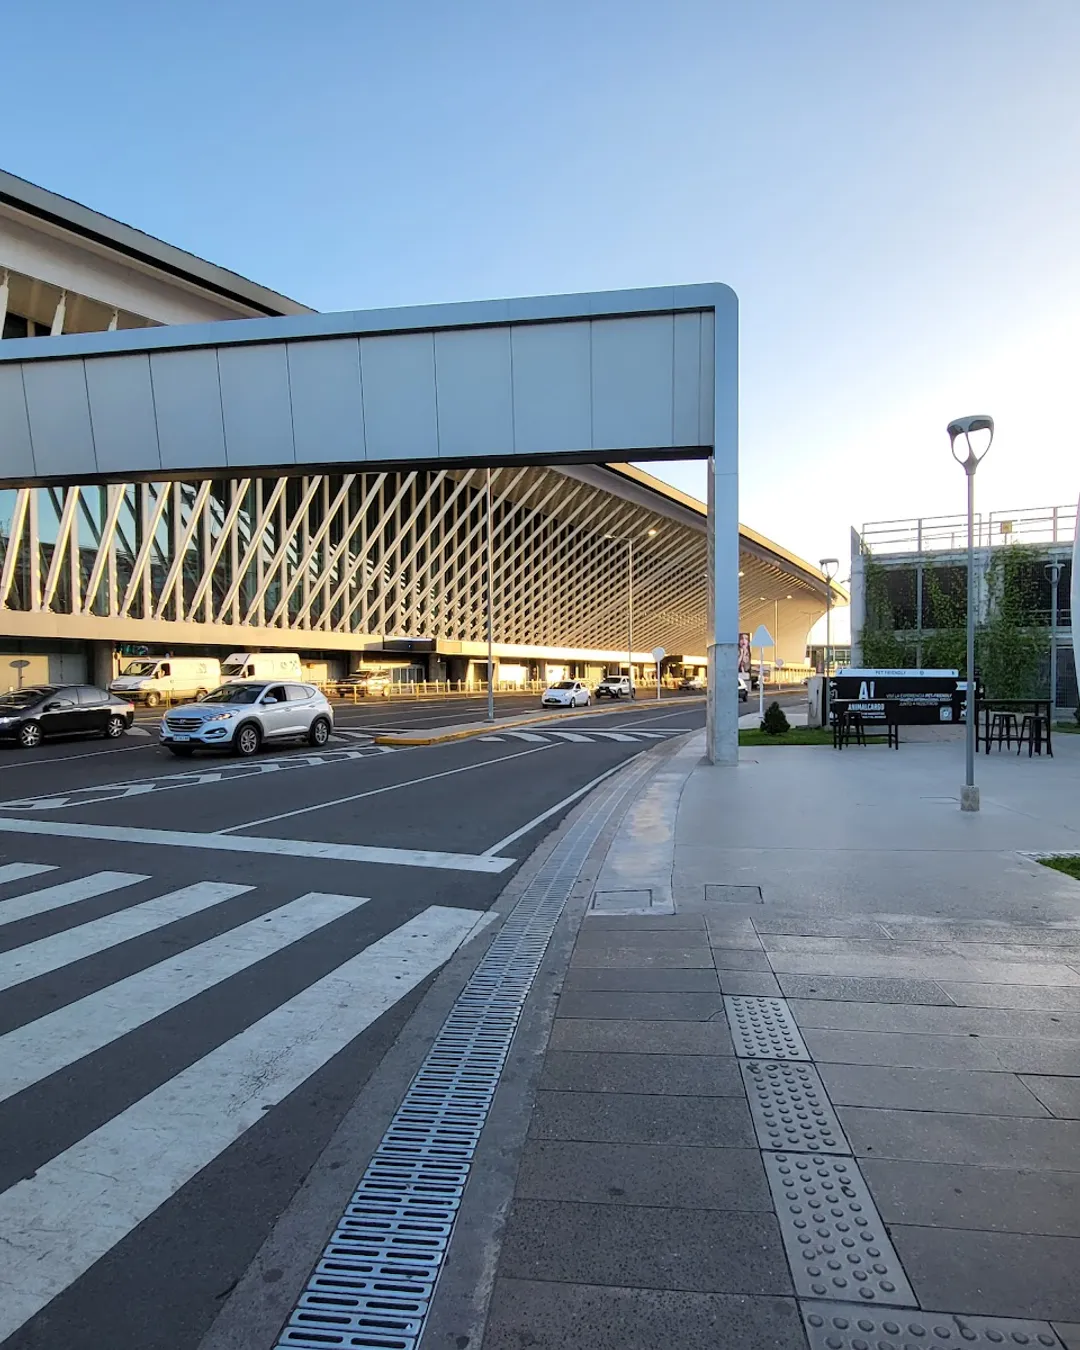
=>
[373,695,706,746]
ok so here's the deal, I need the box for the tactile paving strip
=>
[764,1152,916,1306]
[742,1060,851,1154]
[725,995,810,1060]
[800,1301,1064,1348]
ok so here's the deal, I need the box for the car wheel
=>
[145,691,161,708]
[104,715,126,739]
[168,745,195,758]
[17,720,42,749]
[308,717,331,747]
[232,723,262,757]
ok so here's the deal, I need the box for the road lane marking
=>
[0,863,57,886]
[216,742,556,835]
[589,731,639,741]
[0,904,494,1343]
[501,731,550,742]
[0,818,514,873]
[0,870,148,929]
[0,880,253,994]
[0,743,149,770]
[0,891,369,1107]
[482,756,643,857]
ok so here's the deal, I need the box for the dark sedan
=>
[0,685,135,749]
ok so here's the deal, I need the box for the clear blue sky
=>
[6,0,1079,572]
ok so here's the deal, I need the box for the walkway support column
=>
[707,294,739,765]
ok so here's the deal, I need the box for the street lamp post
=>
[819,558,838,723]
[948,415,994,813]
[606,528,657,689]
[485,468,496,722]
[1045,562,1062,727]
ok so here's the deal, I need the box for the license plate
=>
[170,733,191,742]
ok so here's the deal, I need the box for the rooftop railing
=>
[862,505,1075,555]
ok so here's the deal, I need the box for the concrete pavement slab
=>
[777,973,952,1004]
[528,1089,755,1148]
[802,1028,1018,1070]
[539,1050,744,1096]
[497,1199,793,1294]
[789,999,1080,1038]
[561,966,720,992]
[1022,1075,1080,1118]
[573,928,714,951]
[580,913,706,931]
[860,1158,1080,1236]
[988,1039,1080,1074]
[937,981,1080,1010]
[764,953,1080,983]
[549,1018,735,1055]
[839,1105,1080,1170]
[890,1226,1080,1322]
[708,946,773,970]
[482,1279,807,1350]
[716,969,783,995]
[1054,1323,1080,1350]
[514,1139,771,1210]
[820,1063,1051,1116]
[569,941,715,969]
[753,916,893,937]
[553,989,725,1020]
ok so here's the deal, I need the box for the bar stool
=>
[1017,713,1052,757]
[987,711,1019,752]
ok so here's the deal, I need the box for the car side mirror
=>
[44,701,60,712]
[262,697,278,705]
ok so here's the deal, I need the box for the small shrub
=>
[761,701,790,735]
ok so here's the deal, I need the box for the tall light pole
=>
[486,468,495,722]
[605,528,657,686]
[948,414,994,813]
[1045,561,1062,727]
[819,558,838,722]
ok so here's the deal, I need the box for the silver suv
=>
[160,681,334,758]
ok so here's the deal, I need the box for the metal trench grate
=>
[276,755,655,1349]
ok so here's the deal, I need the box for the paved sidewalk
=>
[457,733,1080,1350]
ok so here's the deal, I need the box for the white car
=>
[159,681,334,757]
[542,680,591,709]
[738,673,750,702]
[596,675,635,700]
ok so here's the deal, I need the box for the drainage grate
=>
[741,1060,850,1154]
[800,1302,1063,1349]
[725,995,810,1060]
[275,756,655,1349]
[765,1152,916,1306]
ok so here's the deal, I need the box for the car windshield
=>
[551,681,575,690]
[0,686,55,708]
[120,661,158,676]
[221,663,246,677]
[199,684,265,705]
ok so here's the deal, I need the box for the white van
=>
[110,656,221,708]
[220,652,303,683]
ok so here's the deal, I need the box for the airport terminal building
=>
[0,170,840,692]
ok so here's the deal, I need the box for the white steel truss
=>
[0,466,825,657]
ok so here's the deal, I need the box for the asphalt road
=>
[0,688,802,1349]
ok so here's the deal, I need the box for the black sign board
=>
[829,668,962,725]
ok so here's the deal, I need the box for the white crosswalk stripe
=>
[478,728,678,744]
[0,862,495,1341]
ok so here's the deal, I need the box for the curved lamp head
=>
[947,414,994,473]
[819,557,839,582]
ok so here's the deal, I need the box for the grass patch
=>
[1054,722,1080,734]
[1039,855,1080,881]
[739,727,834,747]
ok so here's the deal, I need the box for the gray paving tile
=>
[820,1063,1051,1116]
[539,1051,744,1097]
[777,973,952,1005]
[529,1090,755,1148]
[556,990,725,1021]
[763,1152,915,1305]
[803,1028,1007,1070]
[482,1278,807,1350]
[938,982,1080,1011]
[762,935,952,956]
[1054,1322,1080,1350]
[891,1225,1080,1321]
[800,1302,1062,1350]
[574,930,714,952]
[742,1060,850,1153]
[726,996,810,1059]
[549,1018,734,1056]
[752,915,891,938]
[515,1139,771,1210]
[861,1158,1080,1236]
[990,1039,1080,1074]
[709,947,774,971]
[717,970,783,996]
[790,998,1080,1039]
[582,913,706,931]
[840,1105,1080,1170]
[1022,1075,1080,1119]
[765,953,1080,984]
[562,968,721,993]
[498,1200,793,1295]
[570,943,715,970]
[703,919,764,950]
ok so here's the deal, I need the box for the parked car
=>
[738,673,750,702]
[679,674,707,691]
[596,675,635,700]
[220,652,303,683]
[332,669,392,698]
[109,656,221,708]
[159,681,334,757]
[542,680,591,709]
[0,684,134,748]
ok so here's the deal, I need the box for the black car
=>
[0,685,135,749]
